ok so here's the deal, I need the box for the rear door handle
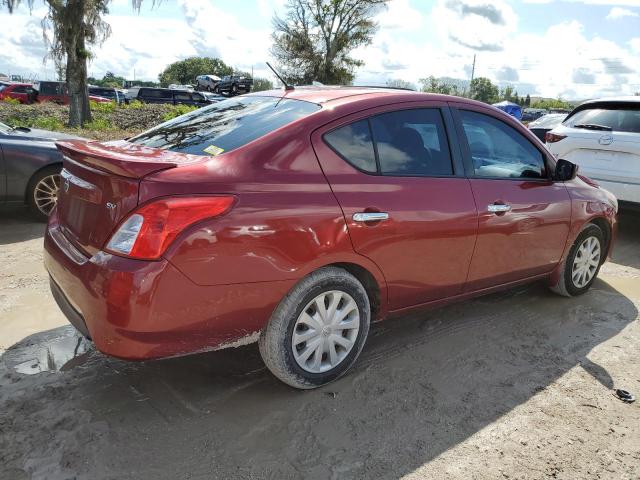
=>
[353,212,389,222]
[487,204,512,213]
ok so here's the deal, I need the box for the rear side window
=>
[130,96,321,155]
[370,109,453,176]
[460,110,546,179]
[565,105,640,133]
[324,120,377,173]
[140,89,172,99]
[174,92,191,101]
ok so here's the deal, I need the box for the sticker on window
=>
[203,145,225,156]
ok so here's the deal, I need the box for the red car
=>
[34,80,112,104]
[44,88,618,389]
[0,82,37,104]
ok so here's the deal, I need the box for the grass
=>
[0,100,193,141]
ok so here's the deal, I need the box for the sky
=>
[0,0,639,99]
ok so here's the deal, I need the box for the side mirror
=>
[554,159,578,181]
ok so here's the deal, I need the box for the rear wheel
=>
[231,83,238,95]
[550,223,605,297]
[27,166,62,222]
[259,267,371,389]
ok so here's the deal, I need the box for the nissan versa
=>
[44,88,618,389]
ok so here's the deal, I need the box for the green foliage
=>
[525,94,531,107]
[530,98,574,110]
[470,77,500,104]
[158,57,233,87]
[162,104,198,122]
[272,0,389,85]
[32,116,65,131]
[386,79,416,90]
[1,97,20,105]
[89,99,117,113]
[83,118,113,131]
[419,76,462,96]
[252,77,275,92]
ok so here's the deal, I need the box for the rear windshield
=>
[129,95,321,155]
[564,103,640,133]
[530,114,567,128]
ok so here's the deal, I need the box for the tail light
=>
[105,196,235,260]
[545,132,567,143]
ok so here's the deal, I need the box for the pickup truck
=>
[215,75,253,96]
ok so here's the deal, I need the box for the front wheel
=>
[259,267,371,389]
[550,223,605,297]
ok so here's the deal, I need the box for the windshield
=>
[564,104,640,133]
[0,121,12,134]
[129,95,321,156]
[0,83,7,92]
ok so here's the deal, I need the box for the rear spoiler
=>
[55,140,200,178]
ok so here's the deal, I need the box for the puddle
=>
[3,325,95,375]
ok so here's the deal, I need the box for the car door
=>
[451,104,571,292]
[312,103,478,310]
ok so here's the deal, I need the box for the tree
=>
[525,94,531,107]
[252,77,275,92]
[469,77,499,104]
[530,98,574,110]
[386,79,415,90]
[419,76,461,96]
[3,0,151,127]
[158,57,233,86]
[272,0,389,85]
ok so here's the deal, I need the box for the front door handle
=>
[353,212,389,222]
[487,203,512,213]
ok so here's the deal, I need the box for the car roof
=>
[581,96,640,105]
[245,86,464,105]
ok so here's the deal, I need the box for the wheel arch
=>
[589,216,612,257]
[24,161,62,203]
[326,261,384,321]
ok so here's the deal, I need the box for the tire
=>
[231,84,238,95]
[27,165,62,222]
[214,85,220,94]
[550,223,605,297]
[259,266,371,389]
[206,85,211,92]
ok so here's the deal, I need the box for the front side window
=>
[460,110,546,179]
[564,105,640,133]
[370,109,453,176]
[130,95,321,155]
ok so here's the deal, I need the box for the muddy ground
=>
[0,207,639,480]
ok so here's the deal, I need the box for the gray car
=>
[0,121,80,220]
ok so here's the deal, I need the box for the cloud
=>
[432,0,517,52]
[572,68,596,84]
[600,58,634,74]
[606,7,639,19]
[445,0,506,25]
[496,66,519,82]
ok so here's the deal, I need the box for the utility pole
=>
[469,54,476,97]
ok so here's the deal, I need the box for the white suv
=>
[546,97,640,207]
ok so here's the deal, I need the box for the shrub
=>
[32,116,65,131]
[162,104,197,121]
[1,97,21,105]
[90,100,117,113]
[83,118,113,131]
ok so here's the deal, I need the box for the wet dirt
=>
[1,207,639,479]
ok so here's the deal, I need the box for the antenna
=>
[266,62,294,91]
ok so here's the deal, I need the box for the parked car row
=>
[195,74,253,95]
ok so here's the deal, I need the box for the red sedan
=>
[44,88,617,389]
[0,82,36,104]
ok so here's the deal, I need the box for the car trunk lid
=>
[55,140,206,256]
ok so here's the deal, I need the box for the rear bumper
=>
[44,211,294,360]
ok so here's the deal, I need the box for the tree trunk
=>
[64,0,91,127]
